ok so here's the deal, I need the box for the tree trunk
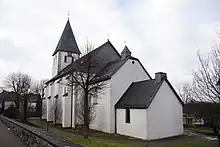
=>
[1,101,5,113]
[46,121,49,132]
[16,94,20,111]
[83,91,89,139]
[23,95,28,122]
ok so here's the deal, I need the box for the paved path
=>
[0,120,26,147]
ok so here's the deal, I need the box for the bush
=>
[3,105,19,119]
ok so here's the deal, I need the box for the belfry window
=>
[64,56,67,63]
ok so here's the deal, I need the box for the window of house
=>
[125,109,130,123]
[64,56,67,63]
[63,86,68,96]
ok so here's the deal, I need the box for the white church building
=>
[42,20,184,140]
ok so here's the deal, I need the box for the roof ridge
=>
[133,79,155,84]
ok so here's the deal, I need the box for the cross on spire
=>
[107,33,110,41]
[68,11,70,20]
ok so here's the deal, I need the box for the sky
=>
[0,0,220,89]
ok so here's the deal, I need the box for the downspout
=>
[70,55,74,128]
[114,106,117,134]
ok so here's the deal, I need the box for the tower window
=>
[64,56,67,63]
[125,109,130,123]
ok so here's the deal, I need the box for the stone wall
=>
[0,116,81,147]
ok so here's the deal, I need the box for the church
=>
[42,19,184,140]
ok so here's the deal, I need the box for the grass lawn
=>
[51,132,216,147]
[186,127,215,136]
[52,132,137,147]
[31,119,217,147]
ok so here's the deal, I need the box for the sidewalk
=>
[0,120,26,147]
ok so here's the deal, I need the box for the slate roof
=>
[0,90,16,101]
[0,90,40,102]
[52,20,81,56]
[116,78,183,109]
[47,40,152,85]
[115,79,162,109]
[46,40,121,84]
[95,58,128,78]
[121,45,131,59]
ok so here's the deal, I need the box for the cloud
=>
[0,0,220,90]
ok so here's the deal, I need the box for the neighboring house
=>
[0,90,41,117]
[183,102,209,126]
[183,113,204,126]
[0,90,16,112]
[43,19,184,140]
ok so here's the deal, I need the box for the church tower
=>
[52,20,81,76]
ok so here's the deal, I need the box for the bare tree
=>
[50,99,62,125]
[75,88,97,126]
[178,83,193,104]
[65,42,107,138]
[41,99,50,132]
[31,79,48,98]
[192,42,220,146]
[4,72,32,111]
[41,100,47,119]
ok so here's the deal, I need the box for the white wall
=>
[116,109,147,139]
[110,59,150,133]
[146,81,183,140]
[90,82,111,133]
[46,85,53,121]
[52,52,80,77]
[42,99,47,119]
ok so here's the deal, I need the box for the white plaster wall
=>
[41,99,47,119]
[110,59,150,133]
[61,78,75,128]
[46,85,53,121]
[51,82,55,99]
[52,53,59,76]
[56,97,63,124]
[60,52,79,73]
[90,81,111,133]
[54,80,59,95]
[116,109,147,139]
[52,52,80,77]
[61,78,69,127]
[146,81,183,140]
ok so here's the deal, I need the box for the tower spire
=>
[52,19,81,56]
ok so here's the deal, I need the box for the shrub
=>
[3,105,19,119]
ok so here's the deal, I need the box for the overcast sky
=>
[0,0,220,89]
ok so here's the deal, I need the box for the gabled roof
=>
[115,78,183,109]
[0,90,16,101]
[52,20,81,56]
[115,79,162,109]
[121,45,131,59]
[0,90,40,102]
[95,58,128,78]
